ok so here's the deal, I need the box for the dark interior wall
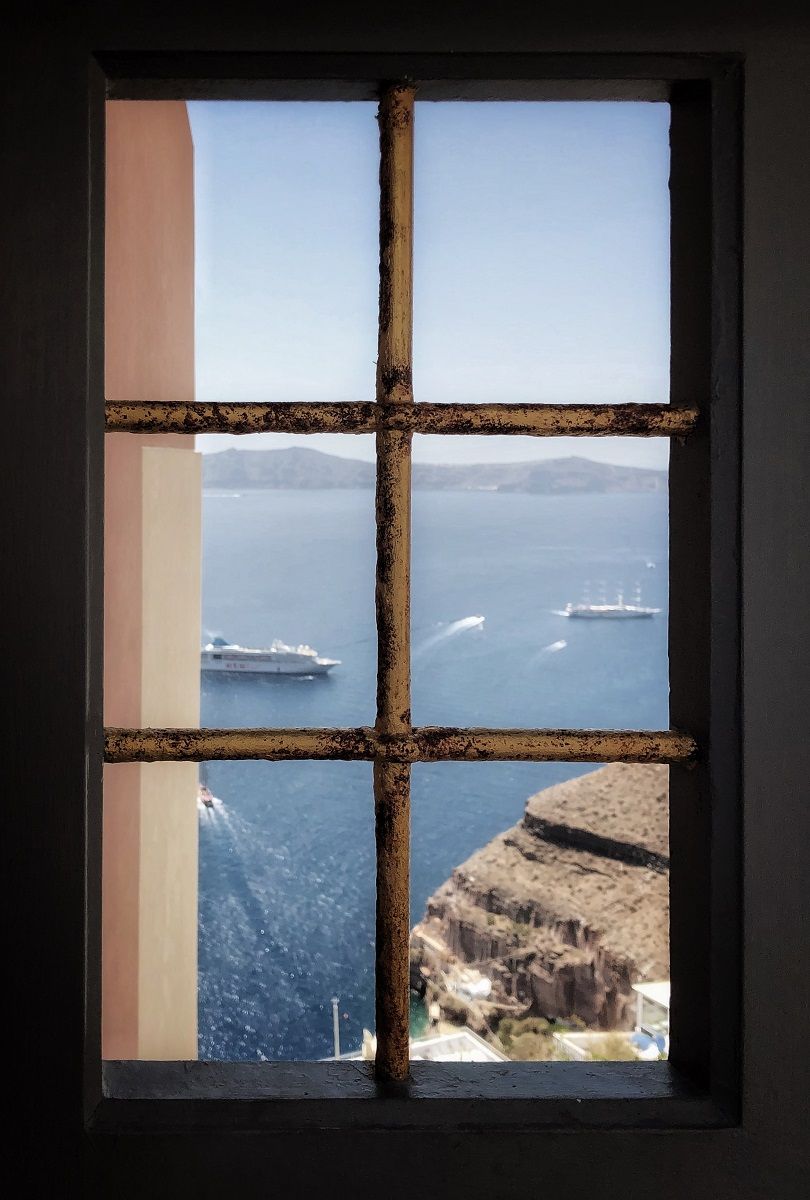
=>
[4,4,808,1197]
[740,35,809,1192]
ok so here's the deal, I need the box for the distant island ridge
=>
[203,447,666,494]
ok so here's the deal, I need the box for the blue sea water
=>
[198,486,669,1060]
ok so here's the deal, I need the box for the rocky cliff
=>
[411,763,669,1031]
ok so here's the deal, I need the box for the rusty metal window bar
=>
[105,85,699,1083]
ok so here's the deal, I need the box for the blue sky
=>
[189,100,670,468]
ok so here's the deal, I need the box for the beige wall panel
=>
[135,446,201,1058]
[103,99,200,1059]
[141,446,202,728]
[137,762,199,1060]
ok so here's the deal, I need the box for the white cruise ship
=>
[564,586,661,620]
[201,636,340,676]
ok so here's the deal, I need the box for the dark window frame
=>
[87,52,741,1134]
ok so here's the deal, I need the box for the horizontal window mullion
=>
[394,402,697,437]
[400,727,696,763]
[105,400,376,435]
[104,725,696,764]
[104,726,376,762]
[105,400,698,438]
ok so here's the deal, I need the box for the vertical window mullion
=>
[373,84,415,1082]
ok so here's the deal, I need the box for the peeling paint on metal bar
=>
[104,726,696,765]
[105,400,698,438]
[405,402,698,437]
[409,727,697,764]
[104,400,377,435]
[373,759,411,1082]
[373,82,415,1084]
[103,727,376,762]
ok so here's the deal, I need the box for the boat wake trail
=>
[413,615,485,658]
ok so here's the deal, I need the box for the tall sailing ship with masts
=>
[564,581,660,620]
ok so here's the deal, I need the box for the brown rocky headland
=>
[411,763,669,1038]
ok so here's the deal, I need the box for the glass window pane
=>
[199,761,374,1061]
[411,435,669,729]
[103,761,375,1062]
[411,763,669,1063]
[105,433,376,731]
[190,101,379,408]
[200,434,376,729]
[413,101,670,409]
